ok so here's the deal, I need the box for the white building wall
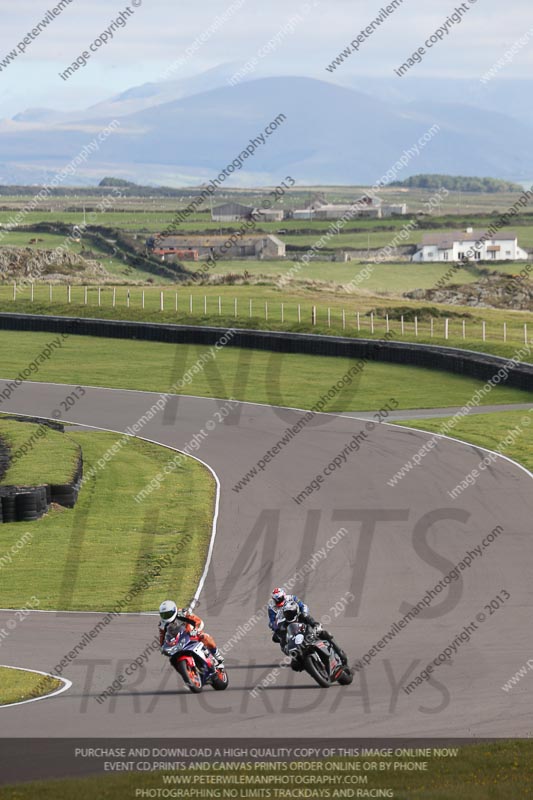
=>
[413,237,528,262]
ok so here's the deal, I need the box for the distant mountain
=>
[334,75,533,129]
[2,74,533,186]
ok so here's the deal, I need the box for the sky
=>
[0,0,532,117]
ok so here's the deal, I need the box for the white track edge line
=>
[0,664,72,707]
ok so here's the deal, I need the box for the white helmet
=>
[159,599,178,623]
[282,599,299,622]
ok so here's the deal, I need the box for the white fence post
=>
[12,282,16,301]
[370,312,374,334]
[67,285,71,304]
[30,283,34,302]
[112,287,116,307]
[298,304,301,323]
[249,298,252,317]
[84,286,88,305]
[414,316,418,337]
[482,321,486,342]
[160,291,164,312]
[525,323,528,344]
[204,296,207,315]
[281,303,284,324]
[126,290,130,308]
[312,306,317,325]
[400,315,404,335]
[189,294,193,314]
[234,297,237,318]
[328,308,331,327]
[342,309,346,330]
[142,290,145,309]
[356,311,360,331]
[175,292,178,312]
[218,296,221,315]
[430,318,434,337]
[444,318,449,340]
[503,322,507,342]
[49,284,52,303]
[386,314,389,333]
[462,319,466,339]
[98,287,101,306]
[265,301,268,320]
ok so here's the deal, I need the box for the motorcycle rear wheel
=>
[304,652,331,688]
[176,659,203,693]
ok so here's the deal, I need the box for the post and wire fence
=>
[2,282,532,346]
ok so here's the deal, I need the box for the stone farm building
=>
[148,234,286,260]
[291,195,407,220]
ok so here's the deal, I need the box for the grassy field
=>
[0,429,214,610]
[0,330,531,412]
[208,258,526,290]
[0,418,79,486]
[2,284,533,353]
[1,206,533,248]
[0,667,62,706]
[394,409,533,474]
[1,741,532,798]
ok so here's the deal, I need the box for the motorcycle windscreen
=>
[164,621,188,645]
[286,621,306,650]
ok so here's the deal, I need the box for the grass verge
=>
[0,666,62,706]
[0,418,79,485]
[394,409,533,473]
[0,429,215,611]
[1,741,532,798]
[0,331,532,412]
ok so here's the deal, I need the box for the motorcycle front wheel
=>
[337,667,354,685]
[304,652,331,688]
[176,659,203,693]
[211,668,229,690]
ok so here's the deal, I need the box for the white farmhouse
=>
[412,228,529,262]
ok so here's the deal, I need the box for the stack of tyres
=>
[15,490,41,522]
[50,450,82,509]
[1,492,16,523]
[50,483,78,508]
[36,486,47,515]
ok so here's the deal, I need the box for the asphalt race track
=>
[1,379,533,739]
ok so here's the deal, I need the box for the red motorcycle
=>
[161,622,228,694]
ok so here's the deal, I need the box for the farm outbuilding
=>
[148,234,285,260]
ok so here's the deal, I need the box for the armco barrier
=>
[0,312,533,390]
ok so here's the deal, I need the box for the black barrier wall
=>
[1,312,533,390]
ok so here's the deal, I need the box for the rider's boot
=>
[212,648,225,669]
